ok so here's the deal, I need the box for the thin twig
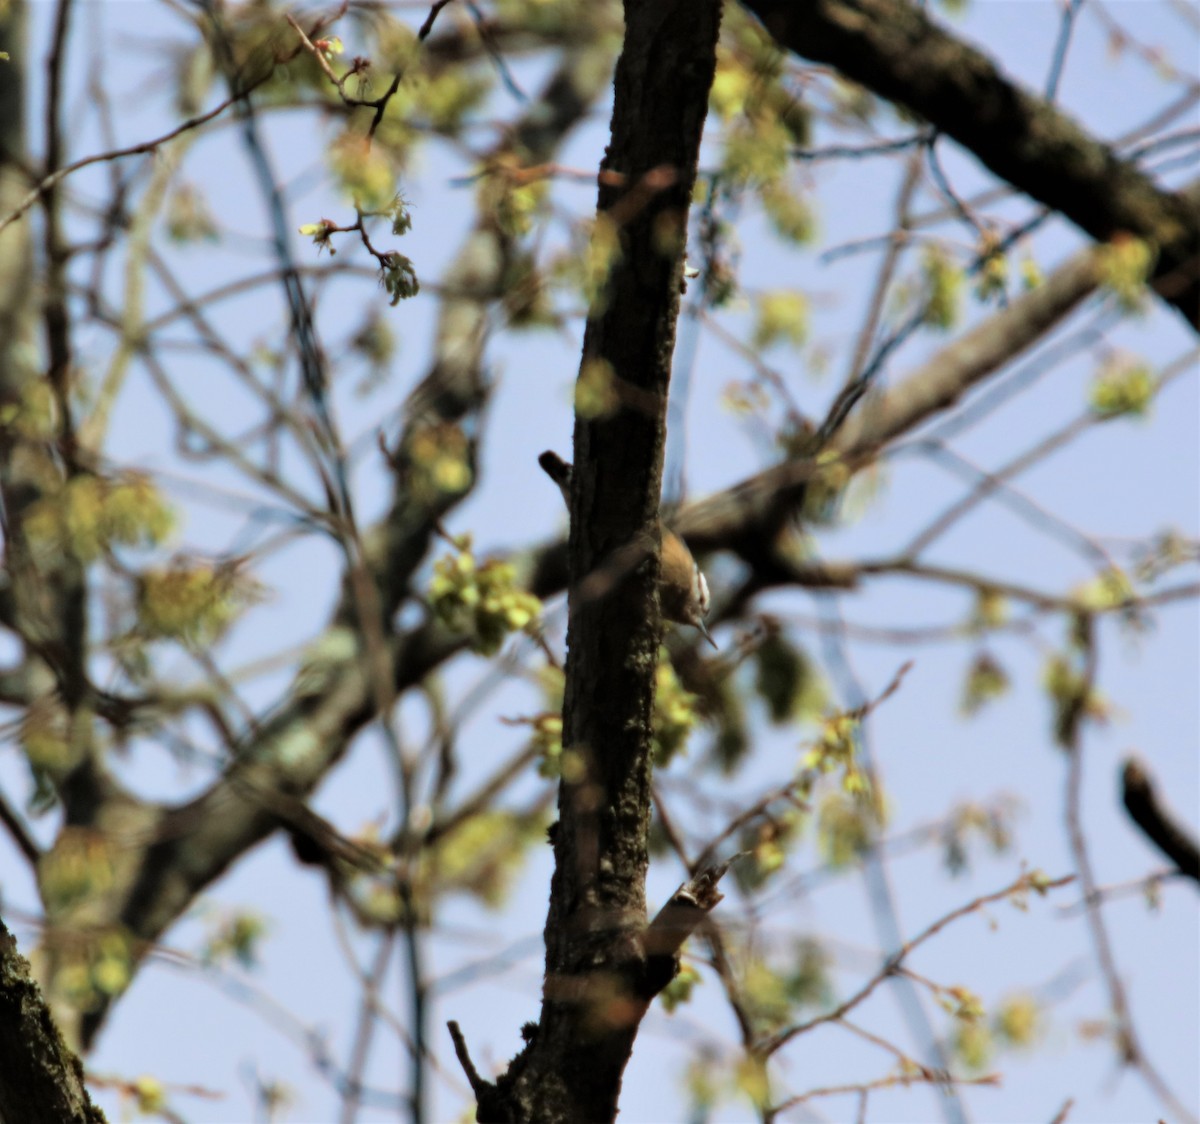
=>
[842,143,925,393]
[0,84,270,236]
[1062,622,1197,1124]
[338,933,396,1124]
[765,871,1074,1054]
[446,1020,489,1098]
[1048,1097,1075,1124]
[418,0,458,40]
[770,1070,1001,1115]
[0,790,40,865]
[1045,0,1086,103]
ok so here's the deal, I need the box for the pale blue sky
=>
[3,2,1197,1122]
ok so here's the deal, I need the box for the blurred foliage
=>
[802,451,852,523]
[22,472,174,564]
[575,357,620,420]
[428,535,542,655]
[1098,234,1155,312]
[802,710,869,796]
[652,652,701,766]
[920,243,964,330]
[950,989,1043,1072]
[752,290,809,351]
[1042,646,1109,747]
[733,1053,771,1110]
[136,558,261,646]
[941,797,1019,875]
[1071,567,1136,612]
[39,827,117,911]
[42,928,134,1013]
[816,787,886,868]
[408,423,474,503]
[659,962,701,1013]
[974,234,1008,303]
[741,955,796,1032]
[684,1050,721,1119]
[200,910,269,970]
[736,804,805,890]
[1089,357,1155,417]
[422,809,547,911]
[165,182,219,243]
[960,651,1010,717]
[20,695,77,775]
[477,161,551,239]
[969,588,1010,634]
[1134,529,1193,582]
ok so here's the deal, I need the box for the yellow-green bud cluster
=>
[428,538,542,656]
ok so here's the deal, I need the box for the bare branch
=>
[744,0,1200,325]
[765,871,1074,1055]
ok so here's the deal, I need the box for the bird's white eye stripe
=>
[692,564,711,616]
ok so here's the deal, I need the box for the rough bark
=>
[469,2,724,1120]
[0,915,106,1124]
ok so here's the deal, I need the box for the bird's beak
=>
[697,619,718,650]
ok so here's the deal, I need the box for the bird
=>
[538,450,717,649]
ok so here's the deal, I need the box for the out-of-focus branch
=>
[1122,757,1200,884]
[60,43,617,1051]
[0,788,40,865]
[828,249,1102,456]
[1063,624,1195,1124]
[764,871,1074,1055]
[675,243,1109,562]
[769,1072,1001,1118]
[741,0,1200,327]
[0,88,258,235]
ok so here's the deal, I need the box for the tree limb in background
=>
[827,249,1102,456]
[423,235,1184,639]
[673,242,1108,563]
[40,38,617,1053]
[741,0,1200,327]
[1122,757,1200,884]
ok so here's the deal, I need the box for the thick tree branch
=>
[0,914,106,1124]
[479,2,723,1120]
[742,0,1200,327]
[827,248,1102,456]
[672,241,1108,565]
